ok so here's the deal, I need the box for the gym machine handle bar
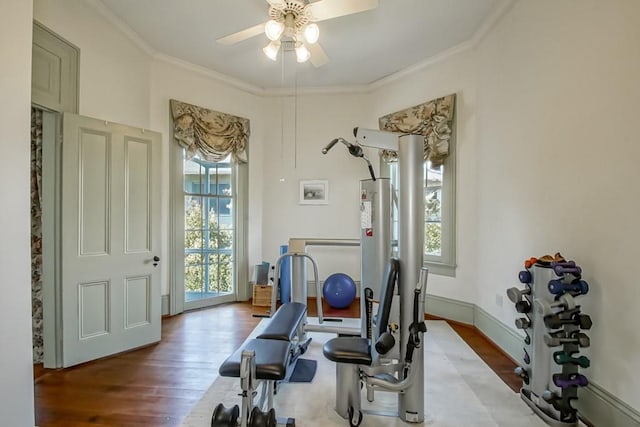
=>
[322,137,377,181]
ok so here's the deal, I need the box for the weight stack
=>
[507,256,591,427]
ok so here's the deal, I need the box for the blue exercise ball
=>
[322,273,357,309]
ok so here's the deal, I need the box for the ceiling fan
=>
[217,0,379,67]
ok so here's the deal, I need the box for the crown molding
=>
[368,40,475,91]
[153,53,267,96]
[470,0,517,46]
[264,84,370,96]
[85,0,157,56]
[367,0,516,91]
[85,0,516,97]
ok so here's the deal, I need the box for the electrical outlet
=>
[495,293,503,307]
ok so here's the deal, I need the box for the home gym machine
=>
[270,149,395,338]
[507,255,591,426]
[321,128,429,426]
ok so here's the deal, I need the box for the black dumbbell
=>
[542,390,577,417]
[507,286,531,303]
[544,313,592,330]
[514,366,529,385]
[534,294,576,316]
[548,279,589,296]
[515,300,531,313]
[515,317,531,329]
[544,331,590,347]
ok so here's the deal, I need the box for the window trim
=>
[425,127,456,276]
[381,125,457,277]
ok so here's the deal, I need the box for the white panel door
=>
[61,113,161,367]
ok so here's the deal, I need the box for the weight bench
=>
[211,303,310,427]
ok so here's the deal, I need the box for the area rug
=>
[182,319,550,426]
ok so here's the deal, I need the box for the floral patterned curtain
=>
[31,107,44,364]
[170,99,250,163]
[378,94,456,167]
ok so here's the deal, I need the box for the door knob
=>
[153,255,160,266]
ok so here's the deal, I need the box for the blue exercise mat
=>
[288,359,317,383]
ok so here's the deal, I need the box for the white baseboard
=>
[473,305,525,365]
[425,294,474,325]
[578,381,640,427]
[426,294,640,427]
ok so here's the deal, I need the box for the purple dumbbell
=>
[553,373,588,389]
[552,261,582,277]
[548,279,589,295]
[552,260,576,268]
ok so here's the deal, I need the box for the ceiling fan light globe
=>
[265,20,284,41]
[263,41,281,61]
[303,24,320,44]
[295,43,310,63]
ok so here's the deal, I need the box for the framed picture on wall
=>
[299,180,329,205]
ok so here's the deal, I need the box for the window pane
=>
[424,161,443,256]
[183,151,236,303]
[218,225,234,250]
[184,259,203,293]
[184,156,203,194]
[219,197,232,216]
[425,222,442,256]
[185,196,204,251]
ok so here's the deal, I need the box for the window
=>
[388,150,456,277]
[182,154,235,304]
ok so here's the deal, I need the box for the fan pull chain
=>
[293,63,298,169]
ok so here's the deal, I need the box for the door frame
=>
[39,108,63,368]
[169,140,249,315]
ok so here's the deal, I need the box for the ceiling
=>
[94,0,507,91]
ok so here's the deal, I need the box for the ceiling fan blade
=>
[217,23,265,45]
[308,43,329,68]
[266,0,286,9]
[305,0,379,22]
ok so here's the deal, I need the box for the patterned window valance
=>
[170,99,250,163]
[378,94,455,167]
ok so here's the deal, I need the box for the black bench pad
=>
[219,338,291,381]
[323,337,372,366]
[256,302,307,341]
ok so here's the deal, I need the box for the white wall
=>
[472,0,640,410]
[260,92,374,283]
[0,1,36,425]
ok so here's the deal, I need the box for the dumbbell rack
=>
[507,257,591,426]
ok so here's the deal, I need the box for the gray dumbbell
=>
[507,286,531,303]
[533,293,576,316]
[515,317,531,329]
[544,331,590,348]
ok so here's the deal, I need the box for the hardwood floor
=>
[34,300,519,426]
